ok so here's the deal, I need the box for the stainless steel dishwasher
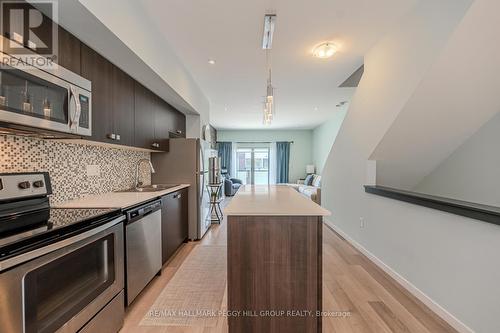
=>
[125,200,162,305]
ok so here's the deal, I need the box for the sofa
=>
[286,174,321,205]
[224,177,243,196]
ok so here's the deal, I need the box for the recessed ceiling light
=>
[314,107,318,111]
[312,42,338,59]
[208,59,216,65]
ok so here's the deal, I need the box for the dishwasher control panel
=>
[126,200,161,223]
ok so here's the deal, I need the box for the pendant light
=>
[262,14,276,125]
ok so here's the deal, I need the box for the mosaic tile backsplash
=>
[0,135,152,204]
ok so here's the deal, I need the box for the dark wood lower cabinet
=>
[161,188,188,264]
[227,215,323,333]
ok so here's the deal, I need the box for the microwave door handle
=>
[69,86,81,130]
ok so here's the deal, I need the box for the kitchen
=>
[0,1,475,333]
[0,1,218,332]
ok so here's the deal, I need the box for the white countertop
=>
[53,184,190,210]
[224,185,331,216]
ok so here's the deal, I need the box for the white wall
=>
[371,0,500,190]
[322,0,500,332]
[312,107,347,174]
[414,111,500,207]
[217,130,313,182]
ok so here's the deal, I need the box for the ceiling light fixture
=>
[208,59,216,65]
[262,14,276,125]
[262,14,276,50]
[263,75,274,125]
[312,42,338,59]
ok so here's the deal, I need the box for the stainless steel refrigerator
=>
[151,138,217,240]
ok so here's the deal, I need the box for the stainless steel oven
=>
[0,36,91,137]
[0,216,124,333]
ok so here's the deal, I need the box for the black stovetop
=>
[0,207,121,260]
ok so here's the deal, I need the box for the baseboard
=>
[323,219,474,333]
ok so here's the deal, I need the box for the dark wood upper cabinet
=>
[56,26,81,74]
[134,82,156,150]
[174,111,186,138]
[154,96,173,150]
[80,44,114,144]
[112,67,135,146]
[81,44,136,146]
[4,6,187,150]
[134,84,177,151]
[163,100,186,137]
[154,96,186,141]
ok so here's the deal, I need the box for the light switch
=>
[86,165,100,177]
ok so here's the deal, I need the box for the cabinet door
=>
[161,189,188,264]
[154,98,186,142]
[57,26,81,74]
[159,99,186,138]
[154,96,172,151]
[180,188,188,242]
[173,110,186,138]
[81,44,114,143]
[112,66,134,146]
[134,82,156,150]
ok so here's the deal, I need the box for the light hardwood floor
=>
[121,205,457,333]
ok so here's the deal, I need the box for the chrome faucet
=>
[135,159,155,188]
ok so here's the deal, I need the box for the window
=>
[236,146,270,185]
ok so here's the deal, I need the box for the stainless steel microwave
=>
[0,48,92,137]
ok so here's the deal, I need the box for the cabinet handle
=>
[116,134,121,141]
[151,143,160,148]
[107,133,116,140]
[174,194,181,199]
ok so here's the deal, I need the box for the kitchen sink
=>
[116,184,179,193]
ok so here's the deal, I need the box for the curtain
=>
[231,142,238,178]
[216,142,232,175]
[269,142,277,184]
[276,141,291,183]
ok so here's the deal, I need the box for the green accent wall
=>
[217,130,313,182]
[218,112,347,181]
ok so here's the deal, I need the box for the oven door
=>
[0,52,91,136]
[0,218,124,333]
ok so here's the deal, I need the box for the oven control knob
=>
[18,181,31,189]
[33,180,44,188]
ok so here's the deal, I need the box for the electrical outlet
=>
[86,165,100,177]
[359,217,365,228]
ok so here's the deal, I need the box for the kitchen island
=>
[224,185,330,333]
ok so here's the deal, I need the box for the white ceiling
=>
[137,0,418,130]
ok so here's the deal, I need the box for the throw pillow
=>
[304,174,314,186]
[312,175,321,187]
